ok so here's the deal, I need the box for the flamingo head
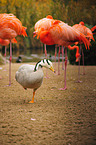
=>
[79,21,84,25]
[46,15,53,19]
[33,28,44,39]
[76,53,81,62]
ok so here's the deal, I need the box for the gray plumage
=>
[15,59,54,103]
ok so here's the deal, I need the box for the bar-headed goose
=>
[15,59,55,103]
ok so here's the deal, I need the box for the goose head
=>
[34,59,55,72]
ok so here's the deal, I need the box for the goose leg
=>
[29,91,35,103]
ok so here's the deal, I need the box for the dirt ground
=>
[0,62,96,145]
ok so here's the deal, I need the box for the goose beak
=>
[50,66,55,73]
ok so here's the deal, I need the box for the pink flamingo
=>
[34,16,65,76]
[33,15,57,78]
[72,21,94,77]
[37,17,90,90]
[0,13,27,86]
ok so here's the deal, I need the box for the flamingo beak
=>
[76,58,79,62]
[33,31,37,37]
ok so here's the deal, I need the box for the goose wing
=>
[15,64,43,89]
[17,64,35,73]
[15,64,35,85]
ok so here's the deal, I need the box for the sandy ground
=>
[0,62,96,145]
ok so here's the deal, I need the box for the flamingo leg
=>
[58,45,60,75]
[4,46,7,71]
[54,44,57,73]
[44,44,49,78]
[59,47,67,90]
[9,40,12,86]
[29,90,35,103]
[62,46,64,70]
[77,44,82,83]
[44,44,47,59]
[82,49,85,75]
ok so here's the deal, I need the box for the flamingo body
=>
[0,13,27,86]
[0,38,10,46]
[39,21,90,49]
[0,13,27,40]
[72,23,94,42]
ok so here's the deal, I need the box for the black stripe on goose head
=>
[34,60,42,71]
[46,59,50,65]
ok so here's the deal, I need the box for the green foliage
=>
[68,47,76,65]
[0,53,5,65]
[82,35,96,65]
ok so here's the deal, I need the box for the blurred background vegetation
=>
[0,0,96,64]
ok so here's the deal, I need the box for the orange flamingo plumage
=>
[68,45,80,62]
[0,13,27,86]
[0,38,10,46]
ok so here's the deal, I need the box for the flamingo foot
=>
[44,76,50,79]
[59,87,67,90]
[9,82,11,86]
[5,84,11,87]
[3,69,7,71]
[76,80,82,83]
[82,73,85,75]
[55,72,58,76]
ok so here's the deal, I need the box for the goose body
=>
[15,64,43,90]
[15,59,54,103]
